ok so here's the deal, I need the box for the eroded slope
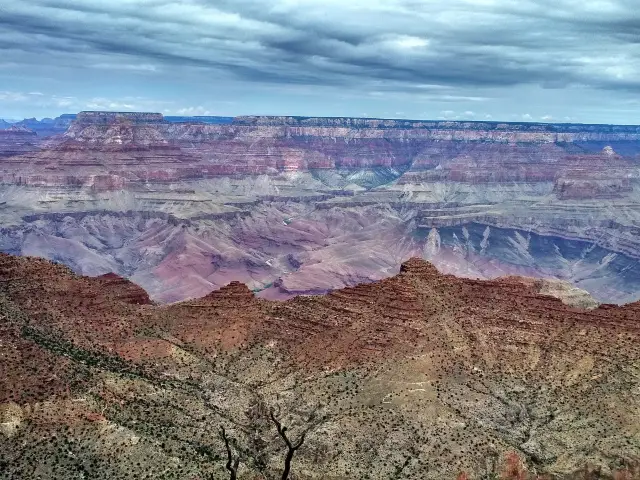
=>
[1,254,639,479]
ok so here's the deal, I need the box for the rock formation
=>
[3,111,639,188]
[0,112,639,306]
[0,125,39,157]
[1,114,76,137]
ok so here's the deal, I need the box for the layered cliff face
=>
[3,111,639,188]
[1,253,639,479]
[0,126,40,157]
[0,112,639,305]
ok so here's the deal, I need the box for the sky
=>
[1,0,640,123]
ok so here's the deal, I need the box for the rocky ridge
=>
[0,114,76,137]
[1,253,640,479]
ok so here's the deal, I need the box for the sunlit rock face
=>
[0,112,639,304]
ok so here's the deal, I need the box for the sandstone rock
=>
[399,257,440,277]
[535,278,600,309]
[203,280,256,306]
[96,272,153,305]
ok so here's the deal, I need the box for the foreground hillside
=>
[1,253,640,479]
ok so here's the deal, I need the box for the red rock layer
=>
[0,126,39,157]
[3,252,639,381]
[95,272,153,305]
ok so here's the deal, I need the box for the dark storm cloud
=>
[1,0,639,122]
[208,0,640,89]
[1,0,639,91]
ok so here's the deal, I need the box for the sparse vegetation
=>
[2,253,640,479]
[456,453,640,480]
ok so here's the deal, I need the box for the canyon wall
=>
[1,111,639,304]
[0,126,40,157]
[1,111,638,190]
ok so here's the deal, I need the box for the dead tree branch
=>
[220,426,241,480]
[270,408,307,480]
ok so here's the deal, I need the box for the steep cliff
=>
[2,112,639,189]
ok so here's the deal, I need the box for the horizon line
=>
[3,111,640,128]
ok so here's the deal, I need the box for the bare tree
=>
[217,400,327,479]
[269,408,308,480]
[220,426,241,480]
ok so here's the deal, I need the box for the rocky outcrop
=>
[554,176,633,199]
[95,272,153,305]
[202,280,256,307]
[534,278,600,309]
[399,256,441,276]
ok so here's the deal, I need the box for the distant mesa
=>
[62,111,640,134]
[232,114,640,133]
[75,111,165,125]
[74,111,236,126]
[6,125,35,134]
[164,115,234,124]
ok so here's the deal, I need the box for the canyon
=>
[1,111,640,304]
[2,112,640,478]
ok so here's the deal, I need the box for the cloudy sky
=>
[1,0,639,123]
